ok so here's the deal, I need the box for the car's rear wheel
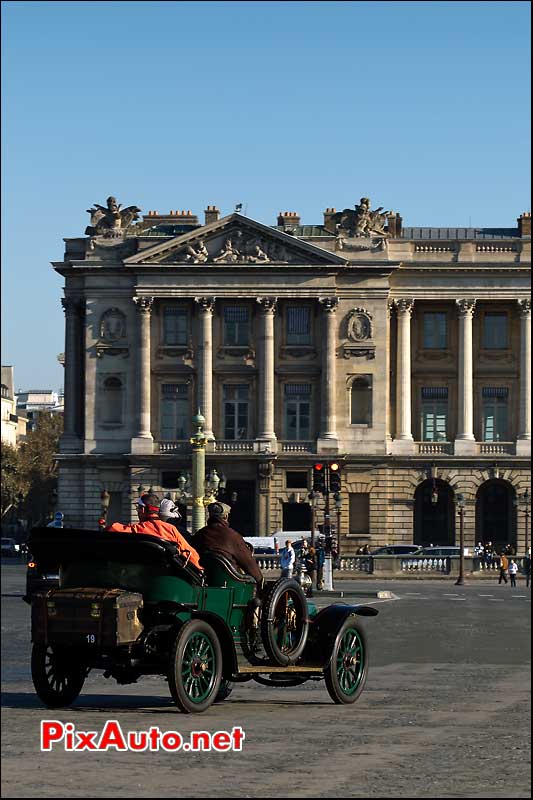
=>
[260,578,309,666]
[324,618,368,704]
[168,620,222,713]
[214,679,234,702]
[31,644,86,707]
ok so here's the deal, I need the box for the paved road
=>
[1,563,531,798]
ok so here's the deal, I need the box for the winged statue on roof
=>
[85,196,142,238]
[331,197,391,239]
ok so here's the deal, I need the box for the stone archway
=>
[475,479,516,553]
[414,479,455,547]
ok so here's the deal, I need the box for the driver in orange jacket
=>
[106,492,203,572]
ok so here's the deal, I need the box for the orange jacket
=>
[106,518,203,571]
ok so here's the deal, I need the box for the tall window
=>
[423,312,447,349]
[350,375,372,425]
[284,384,311,440]
[223,306,249,346]
[482,387,509,441]
[286,306,312,345]
[349,493,370,534]
[483,313,508,349]
[421,387,448,441]
[223,385,249,439]
[102,377,123,424]
[160,384,189,440]
[163,308,188,346]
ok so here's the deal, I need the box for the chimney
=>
[323,207,337,234]
[277,211,301,230]
[386,212,403,238]
[518,212,531,237]
[204,205,220,225]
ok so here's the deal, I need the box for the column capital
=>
[517,298,532,317]
[256,296,277,313]
[194,296,216,313]
[393,298,415,315]
[456,298,477,316]
[61,297,84,316]
[319,297,339,313]
[133,296,154,314]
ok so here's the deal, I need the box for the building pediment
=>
[123,213,346,266]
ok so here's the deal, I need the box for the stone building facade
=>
[53,199,531,554]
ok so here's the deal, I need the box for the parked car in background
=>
[418,546,461,557]
[1,538,20,557]
[371,544,422,556]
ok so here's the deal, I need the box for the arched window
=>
[350,376,372,425]
[102,376,123,424]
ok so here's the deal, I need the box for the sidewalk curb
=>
[313,589,396,599]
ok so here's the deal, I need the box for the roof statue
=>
[331,197,391,239]
[85,196,141,238]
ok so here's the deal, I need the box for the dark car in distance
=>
[371,544,422,556]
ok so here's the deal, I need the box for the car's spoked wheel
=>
[31,644,86,707]
[260,578,309,666]
[168,620,222,713]
[324,619,368,704]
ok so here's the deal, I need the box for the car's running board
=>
[236,665,323,674]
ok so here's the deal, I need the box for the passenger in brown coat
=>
[193,502,264,585]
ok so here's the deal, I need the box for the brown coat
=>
[193,519,263,584]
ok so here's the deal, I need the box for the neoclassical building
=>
[53,198,531,553]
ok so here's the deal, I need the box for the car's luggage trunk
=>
[31,587,144,647]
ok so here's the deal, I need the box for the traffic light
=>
[329,462,342,493]
[313,462,326,493]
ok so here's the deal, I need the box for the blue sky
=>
[1,0,530,391]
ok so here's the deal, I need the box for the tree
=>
[1,443,28,519]
[18,412,63,527]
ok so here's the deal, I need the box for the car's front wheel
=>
[324,618,368,705]
[168,620,222,713]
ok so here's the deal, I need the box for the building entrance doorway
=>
[282,502,312,532]
[225,480,255,536]
[414,479,455,547]
[476,479,516,553]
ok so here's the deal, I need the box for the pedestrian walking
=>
[280,540,296,578]
[315,539,325,590]
[304,546,317,598]
[498,552,509,584]
[508,559,519,587]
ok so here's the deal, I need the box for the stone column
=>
[455,299,477,454]
[131,296,154,454]
[256,297,277,442]
[60,297,84,451]
[194,297,216,440]
[393,298,414,450]
[318,297,339,446]
[517,298,531,455]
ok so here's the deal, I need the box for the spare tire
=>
[260,578,309,666]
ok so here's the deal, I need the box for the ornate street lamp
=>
[190,412,207,534]
[513,488,531,555]
[308,490,320,548]
[334,492,342,559]
[455,493,466,586]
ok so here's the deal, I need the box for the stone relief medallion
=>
[99,308,126,341]
[347,308,373,342]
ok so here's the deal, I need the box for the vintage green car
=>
[28,527,378,713]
